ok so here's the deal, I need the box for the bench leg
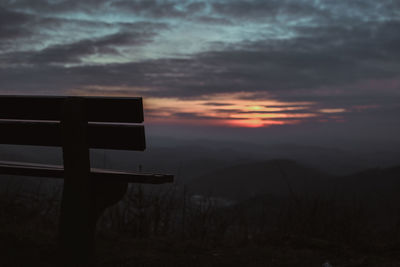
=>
[58,97,94,266]
[59,178,95,266]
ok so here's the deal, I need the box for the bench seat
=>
[0,160,173,184]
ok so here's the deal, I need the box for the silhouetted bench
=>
[0,95,173,266]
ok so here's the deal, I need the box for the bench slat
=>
[0,120,146,150]
[0,96,144,123]
[0,161,173,184]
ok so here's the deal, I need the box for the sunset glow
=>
[145,92,325,128]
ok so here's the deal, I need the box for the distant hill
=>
[333,165,400,202]
[188,160,400,214]
[188,159,331,201]
[1,142,400,205]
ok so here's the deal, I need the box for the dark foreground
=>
[2,231,400,266]
[2,183,400,267]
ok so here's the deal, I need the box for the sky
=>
[1,0,400,146]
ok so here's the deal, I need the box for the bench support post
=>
[58,97,95,266]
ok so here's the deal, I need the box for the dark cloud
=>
[111,0,183,18]
[208,108,314,115]
[186,2,207,13]
[210,0,399,26]
[265,105,311,108]
[211,0,326,22]
[170,112,222,120]
[0,60,161,93]
[1,0,111,14]
[2,0,397,24]
[210,109,242,114]
[202,102,233,106]
[110,0,211,19]
[236,110,313,115]
[34,17,168,34]
[35,31,154,64]
[2,17,400,101]
[1,0,194,20]
[0,1,170,54]
[194,15,233,25]
[0,7,32,41]
[159,111,318,123]
[1,22,167,65]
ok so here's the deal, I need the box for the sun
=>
[229,119,265,128]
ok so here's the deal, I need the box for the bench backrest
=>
[0,95,145,150]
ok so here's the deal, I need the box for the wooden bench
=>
[0,95,173,265]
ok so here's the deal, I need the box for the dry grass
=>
[1,181,400,266]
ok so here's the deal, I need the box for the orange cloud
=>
[145,92,316,128]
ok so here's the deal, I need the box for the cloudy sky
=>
[1,0,399,144]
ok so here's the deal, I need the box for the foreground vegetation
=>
[1,178,400,266]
